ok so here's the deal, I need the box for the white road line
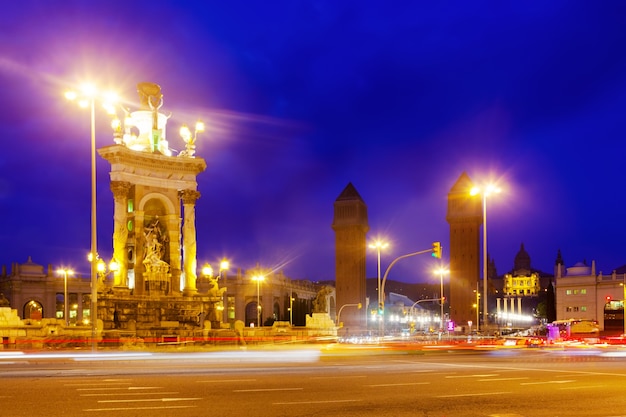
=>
[233,387,303,393]
[478,377,530,382]
[85,405,196,411]
[81,392,179,397]
[197,379,256,383]
[445,374,499,378]
[559,385,606,390]
[273,399,362,405]
[77,386,163,391]
[65,382,131,386]
[98,397,201,403]
[310,375,367,379]
[437,391,512,398]
[367,382,430,387]
[520,380,575,385]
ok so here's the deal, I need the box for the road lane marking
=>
[478,377,530,382]
[520,380,575,385]
[310,375,367,379]
[81,392,180,397]
[273,399,362,405]
[98,397,201,403]
[65,382,132,386]
[85,405,196,411]
[436,391,512,398]
[197,379,257,383]
[445,374,498,378]
[233,387,303,393]
[559,385,606,390]
[367,382,430,387]
[77,386,163,391]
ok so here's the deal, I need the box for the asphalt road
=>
[2,346,626,417]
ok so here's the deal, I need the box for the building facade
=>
[446,172,482,328]
[332,183,369,331]
[555,259,625,332]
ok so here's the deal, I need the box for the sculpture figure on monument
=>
[207,275,227,298]
[142,218,170,293]
[312,286,332,314]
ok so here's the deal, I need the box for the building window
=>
[56,293,64,320]
[227,296,235,321]
[580,289,587,294]
[581,306,587,312]
[566,290,572,295]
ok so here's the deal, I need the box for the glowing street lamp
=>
[434,267,449,331]
[252,275,265,327]
[368,240,389,328]
[202,259,230,280]
[179,121,205,157]
[65,83,120,351]
[470,183,501,329]
[56,268,74,326]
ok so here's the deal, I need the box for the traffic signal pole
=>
[378,244,441,337]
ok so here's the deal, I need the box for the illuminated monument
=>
[332,183,369,330]
[446,172,482,329]
[96,83,225,333]
[99,82,206,296]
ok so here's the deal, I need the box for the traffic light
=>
[378,303,384,316]
[606,295,612,303]
[432,241,442,259]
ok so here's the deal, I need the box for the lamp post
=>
[252,275,265,327]
[434,267,449,331]
[202,259,230,281]
[368,240,388,334]
[56,268,74,326]
[65,84,119,351]
[470,184,500,330]
[473,284,480,332]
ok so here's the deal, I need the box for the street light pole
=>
[434,267,449,331]
[65,84,111,352]
[471,184,500,330]
[481,191,487,329]
[56,268,74,326]
[252,275,265,327]
[368,240,388,336]
[89,97,98,351]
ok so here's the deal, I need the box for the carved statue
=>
[137,82,163,132]
[312,286,332,313]
[143,218,168,267]
[0,293,9,307]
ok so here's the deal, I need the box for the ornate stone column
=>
[164,213,181,294]
[179,189,201,296]
[110,181,131,288]
[134,211,145,295]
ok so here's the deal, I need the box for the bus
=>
[547,319,599,341]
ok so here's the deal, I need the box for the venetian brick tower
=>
[98,82,206,297]
[332,183,369,330]
[446,172,482,328]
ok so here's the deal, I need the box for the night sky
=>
[2,1,626,285]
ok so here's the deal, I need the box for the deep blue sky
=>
[1,1,626,285]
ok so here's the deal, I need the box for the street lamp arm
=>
[381,248,434,302]
[409,298,442,316]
